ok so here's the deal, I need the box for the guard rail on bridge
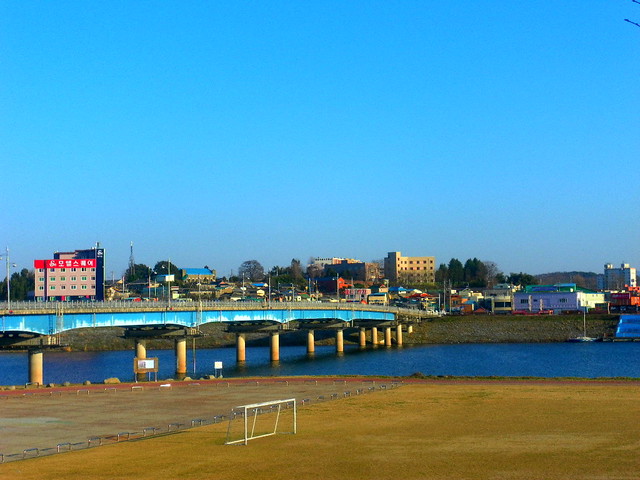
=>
[1,300,419,315]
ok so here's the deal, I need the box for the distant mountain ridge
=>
[534,271,599,290]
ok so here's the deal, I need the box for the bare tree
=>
[482,261,502,288]
[290,258,304,282]
[306,257,323,279]
[238,260,265,282]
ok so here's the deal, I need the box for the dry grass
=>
[1,381,638,480]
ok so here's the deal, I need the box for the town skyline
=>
[2,3,638,280]
[14,241,639,282]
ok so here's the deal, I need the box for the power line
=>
[626,0,640,28]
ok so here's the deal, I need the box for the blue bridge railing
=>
[0,301,400,336]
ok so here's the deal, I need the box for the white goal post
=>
[225,398,297,445]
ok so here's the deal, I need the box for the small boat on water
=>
[567,335,597,342]
[568,309,598,342]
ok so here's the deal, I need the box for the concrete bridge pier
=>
[384,327,392,347]
[307,330,315,355]
[175,337,187,380]
[236,333,246,363]
[358,327,366,348]
[270,332,280,363]
[28,348,44,386]
[396,324,403,346]
[407,325,414,334]
[371,327,379,346]
[336,328,344,355]
[135,339,147,359]
[135,339,147,381]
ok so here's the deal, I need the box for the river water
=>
[0,342,638,386]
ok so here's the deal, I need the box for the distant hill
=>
[534,271,599,290]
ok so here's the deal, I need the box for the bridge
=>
[0,301,429,385]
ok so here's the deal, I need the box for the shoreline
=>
[2,374,639,393]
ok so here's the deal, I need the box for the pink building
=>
[34,247,105,301]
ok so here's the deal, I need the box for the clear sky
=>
[1,1,639,279]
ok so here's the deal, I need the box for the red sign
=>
[34,259,97,269]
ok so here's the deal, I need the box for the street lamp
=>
[167,260,173,307]
[147,269,153,301]
[0,247,17,310]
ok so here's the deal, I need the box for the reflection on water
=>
[0,342,638,386]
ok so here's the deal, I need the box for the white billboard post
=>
[134,357,159,382]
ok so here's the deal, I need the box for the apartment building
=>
[34,247,106,301]
[598,263,637,290]
[383,251,435,284]
[322,259,380,282]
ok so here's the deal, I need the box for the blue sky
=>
[1,1,639,279]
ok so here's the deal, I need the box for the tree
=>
[482,261,502,288]
[238,260,265,282]
[435,263,449,284]
[448,258,464,286]
[0,268,34,301]
[462,258,488,288]
[269,263,307,289]
[290,259,304,282]
[306,259,323,279]
[124,263,153,283]
[153,260,180,276]
[507,272,538,287]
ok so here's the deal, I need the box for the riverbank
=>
[57,314,621,351]
[400,313,620,344]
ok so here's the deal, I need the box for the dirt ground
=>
[0,377,383,456]
[1,378,639,480]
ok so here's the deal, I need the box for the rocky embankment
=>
[57,314,621,351]
[400,314,620,344]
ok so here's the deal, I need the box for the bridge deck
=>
[0,302,430,338]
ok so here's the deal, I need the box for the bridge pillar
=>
[396,324,403,346]
[236,333,246,363]
[175,337,187,380]
[359,327,366,348]
[135,339,147,359]
[407,325,413,334]
[371,327,378,346]
[135,339,148,381]
[307,330,315,355]
[28,349,44,386]
[336,328,344,354]
[270,332,280,363]
[384,327,392,347]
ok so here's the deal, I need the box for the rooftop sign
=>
[34,259,97,269]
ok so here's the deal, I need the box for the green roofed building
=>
[515,283,604,313]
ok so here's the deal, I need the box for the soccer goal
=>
[225,398,297,445]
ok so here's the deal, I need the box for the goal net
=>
[225,398,297,445]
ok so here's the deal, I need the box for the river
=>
[0,342,638,386]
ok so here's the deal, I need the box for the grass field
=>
[1,380,638,480]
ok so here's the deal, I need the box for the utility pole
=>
[1,247,16,310]
[129,241,135,278]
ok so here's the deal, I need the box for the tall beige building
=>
[384,251,435,284]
